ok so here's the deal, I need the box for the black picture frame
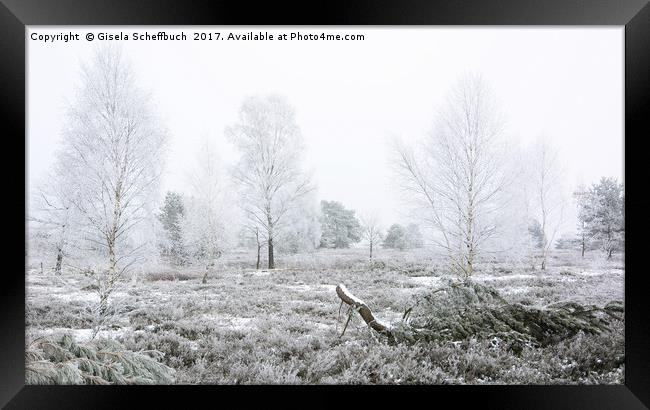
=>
[1,0,648,408]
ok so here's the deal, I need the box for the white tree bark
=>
[393,75,508,277]
[227,95,313,269]
[527,137,565,270]
[55,45,167,331]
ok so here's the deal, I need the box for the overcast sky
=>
[27,27,623,232]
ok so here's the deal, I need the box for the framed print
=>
[1,0,648,408]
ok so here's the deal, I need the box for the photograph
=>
[25,26,625,385]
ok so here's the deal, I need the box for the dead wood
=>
[335,284,392,335]
[334,280,623,349]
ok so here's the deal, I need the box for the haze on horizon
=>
[27,27,624,235]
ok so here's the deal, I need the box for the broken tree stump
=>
[335,284,392,335]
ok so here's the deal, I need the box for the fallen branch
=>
[339,306,354,338]
[336,279,623,350]
[335,284,392,335]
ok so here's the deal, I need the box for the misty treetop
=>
[227,94,314,270]
[383,224,408,250]
[319,200,362,249]
[382,223,424,251]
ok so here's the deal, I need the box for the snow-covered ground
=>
[26,248,624,384]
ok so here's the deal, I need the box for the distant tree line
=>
[525,177,624,260]
[157,197,425,267]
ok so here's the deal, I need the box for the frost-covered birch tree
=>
[360,213,383,261]
[573,184,590,258]
[28,168,82,275]
[526,137,565,270]
[226,95,313,269]
[246,225,266,270]
[393,75,508,277]
[56,45,167,326]
[182,140,233,283]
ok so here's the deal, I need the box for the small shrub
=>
[27,303,95,329]
[146,271,196,282]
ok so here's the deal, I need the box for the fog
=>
[28,27,623,233]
